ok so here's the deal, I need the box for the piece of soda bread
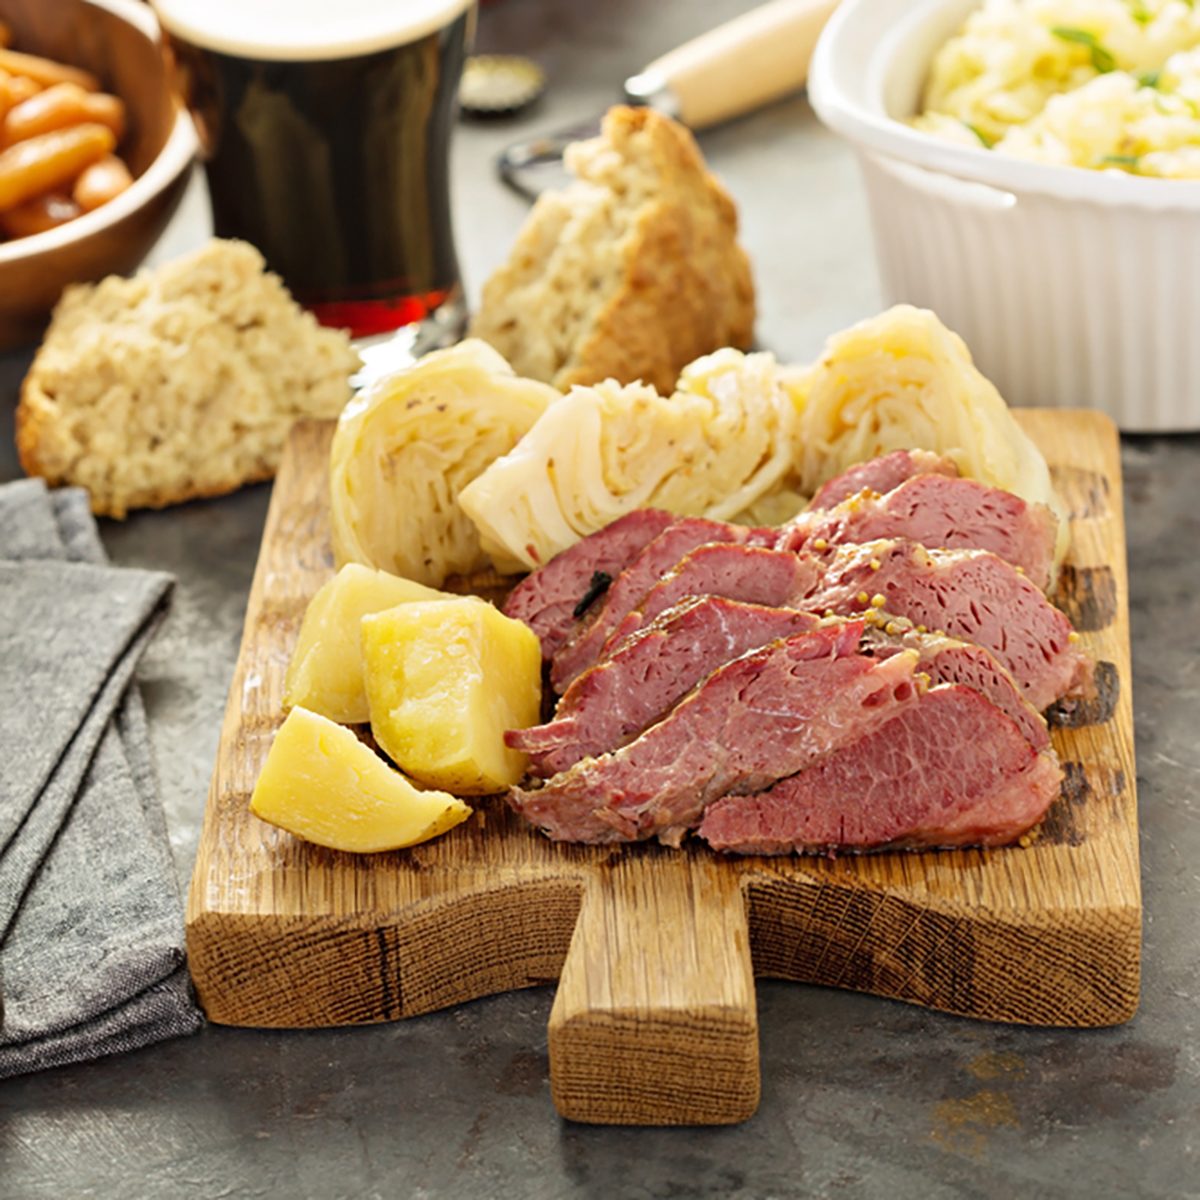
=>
[470,106,755,395]
[17,238,360,517]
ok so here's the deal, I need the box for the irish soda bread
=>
[17,239,360,517]
[469,106,755,395]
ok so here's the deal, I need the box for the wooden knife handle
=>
[627,0,840,130]
[548,859,759,1125]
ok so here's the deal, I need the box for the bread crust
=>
[471,107,755,395]
[16,238,359,518]
[17,371,278,517]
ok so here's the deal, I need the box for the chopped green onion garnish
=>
[1098,154,1141,170]
[1051,26,1117,73]
[963,122,997,148]
[1135,69,1161,89]
[1128,0,1153,24]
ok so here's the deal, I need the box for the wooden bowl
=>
[0,0,197,350]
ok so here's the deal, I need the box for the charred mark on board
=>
[1047,661,1119,728]
[1055,565,1117,631]
[1049,466,1111,521]
[1039,761,1092,846]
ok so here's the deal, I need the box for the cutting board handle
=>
[548,860,759,1125]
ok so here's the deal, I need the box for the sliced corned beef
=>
[781,474,1060,591]
[508,597,822,776]
[510,620,923,846]
[503,508,675,660]
[802,539,1092,712]
[861,620,1050,751]
[594,544,823,669]
[549,516,774,691]
[699,684,1063,854]
[808,449,958,509]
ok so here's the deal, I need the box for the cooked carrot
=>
[72,153,132,211]
[81,90,124,138]
[3,82,125,145]
[0,189,80,237]
[0,122,115,210]
[1,70,39,111]
[0,48,98,92]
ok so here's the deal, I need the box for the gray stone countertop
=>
[1,1,1199,1196]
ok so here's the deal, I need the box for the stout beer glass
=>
[155,0,472,339]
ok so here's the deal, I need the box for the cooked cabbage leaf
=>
[457,349,799,572]
[330,340,559,586]
[785,305,1069,575]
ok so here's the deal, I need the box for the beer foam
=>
[152,0,474,61]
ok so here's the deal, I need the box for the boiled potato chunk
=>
[250,706,471,853]
[362,598,542,795]
[283,564,447,724]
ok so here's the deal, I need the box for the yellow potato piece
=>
[362,598,542,795]
[283,564,447,724]
[250,707,470,853]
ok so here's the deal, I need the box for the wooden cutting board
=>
[187,409,1139,1126]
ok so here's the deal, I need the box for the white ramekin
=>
[808,0,1200,432]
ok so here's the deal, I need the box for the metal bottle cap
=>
[460,55,546,116]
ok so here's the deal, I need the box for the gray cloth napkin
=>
[0,480,204,1077]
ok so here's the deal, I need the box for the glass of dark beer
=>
[153,0,472,341]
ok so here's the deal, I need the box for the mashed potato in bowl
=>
[915,0,1200,177]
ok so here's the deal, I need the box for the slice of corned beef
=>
[781,474,1060,591]
[594,544,823,668]
[802,540,1092,711]
[508,597,822,776]
[699,684,1063,854]
[808,449,958,509]
[549,516,775,692]
[510,620,923,846]
[503,508,675,660]
[862,620,1050,751]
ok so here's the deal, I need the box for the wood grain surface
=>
[186,410,1140,1126]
